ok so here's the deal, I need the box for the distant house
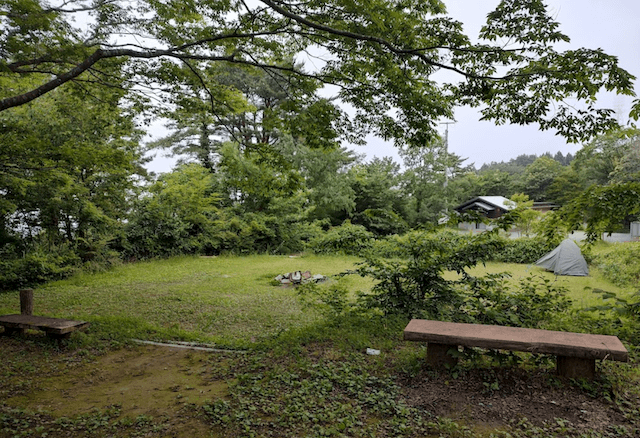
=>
[454,196,514,218]
[453,196,514,231]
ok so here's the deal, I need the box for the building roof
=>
[454,196,514,213]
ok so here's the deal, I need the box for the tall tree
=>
[572,128,640,187]
[546,167,583,206]
[0,77,145,257]
[150,63,350,171]
[1,0,637,147]
[476,170,517,197]
[400,137,471,225]
[521,156,563,201]
[282,140,359,224]
[611,135,640,183]
[347,157,407,235]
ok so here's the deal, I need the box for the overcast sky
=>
[367,0,640,168]
[147,0,640,172]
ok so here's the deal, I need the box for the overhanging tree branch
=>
[0,0,635,143]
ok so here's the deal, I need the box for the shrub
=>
[354,230,505,319]
[456,274,572,328]
[492,237,551,264]
[309,221,374,255]
[591,242,640,287]
[368,235,404,258]
[350,229,570,328]
[216,212,322,255]
[123,199,194,259]
[0,242,81,291]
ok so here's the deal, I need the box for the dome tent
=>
[535,239,589,276]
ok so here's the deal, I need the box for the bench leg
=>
[557,356,595,379]
[426,343,458,368]
[1,327,25,336]
[46,332,71,347]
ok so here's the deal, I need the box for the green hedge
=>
[309,221,374,255]
[492,237,551,264]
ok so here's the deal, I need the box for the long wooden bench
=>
[404,319,629,379]
[0,314,89,340]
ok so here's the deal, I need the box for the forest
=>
[1,0,640,288]
[2,62,639,290]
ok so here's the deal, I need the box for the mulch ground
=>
[402,365,634,434]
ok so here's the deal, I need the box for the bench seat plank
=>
[0,314,89,335]
[404,319,628,362]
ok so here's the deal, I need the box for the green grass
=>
[452,262,636,309]
[1,254,633,347]
[1,254,639,438]
[0,254,373,348]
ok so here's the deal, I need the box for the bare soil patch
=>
[402,365,632,434]
[1,342,233,437]
[6,345,228,417]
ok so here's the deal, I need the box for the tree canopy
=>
[3,0,640,291]
[1,0,637,147]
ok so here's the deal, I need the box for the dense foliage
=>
[308,222,374,256]
[1,75,144,289]
[352,228,571,327]
[3,0,638,142]
[2,1,640,291]
[492,237,551,264]
[591,242,640,288]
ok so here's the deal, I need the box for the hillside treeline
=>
[1,67,639,290]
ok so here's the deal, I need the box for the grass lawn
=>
[1,254,638,437]
[0,254,374,347]
[0,255,633,347]
[456,262,636,308]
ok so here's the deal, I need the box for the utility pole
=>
[439,120,456,214]
[439,120,456,187]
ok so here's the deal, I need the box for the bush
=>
[123,200,195,259]
[351,208,408,236]
[215,213,322,255]
[349,229,570,328]
[456,274,572,328]
[591,242,640,287]
[367,235,404,258]
[492,237,551,264]
[124,196,323,258]
[354,230,505,319]
[309,221,374,255]
[0,242,81,291]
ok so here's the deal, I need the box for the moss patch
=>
[5,345,229,418]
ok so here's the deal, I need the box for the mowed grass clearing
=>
[452,261,636,308]
[0,254,373,348]
[0,254,633,347]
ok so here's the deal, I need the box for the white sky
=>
[146,0,640,172]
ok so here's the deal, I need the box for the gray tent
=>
[535,239,589,276]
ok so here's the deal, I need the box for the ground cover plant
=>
[1,238,639,437]
[591,242,640,288]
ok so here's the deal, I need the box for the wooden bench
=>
[404,319,629,379]
[0,314,89,340]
